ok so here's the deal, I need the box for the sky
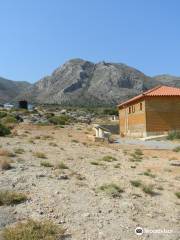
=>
[0,0,180,83]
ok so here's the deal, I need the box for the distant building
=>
[19,100,28,109]
[118,85,180,138]
[4,103,14,110]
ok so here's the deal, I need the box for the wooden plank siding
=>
[119,96,180,137]
[145,96,180,135]
[119,100,146,137]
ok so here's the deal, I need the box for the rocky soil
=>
[0,123,180,239]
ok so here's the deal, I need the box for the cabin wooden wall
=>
[145,96,180,134]
[119,100,146,137]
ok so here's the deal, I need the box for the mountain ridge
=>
[0,59,180,106]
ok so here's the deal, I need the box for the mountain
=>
[153,74,180,88]
[1,59,180,106]
[0,77,31,103]
[19,59,160,106]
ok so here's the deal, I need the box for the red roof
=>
[118,85,180,108]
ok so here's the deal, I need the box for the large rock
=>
[19,59,160,106]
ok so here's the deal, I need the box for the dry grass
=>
[49,142,58,147]
[0,149,16,158]
[142,184,155,196]
[0,190,27,205]
[0,158,12,170]
[34,152,47,159]
[55,161,69,169]
[90,161,103,166]
[14,148,25,154]
[40,161,53,167]
[2,219,66,240]
[143,169,156,178]
[98,183,124,198]
[101,155,117,162]
[173,146,180,152]
[130,180,142,187]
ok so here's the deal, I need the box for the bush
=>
[14,148,25,154]
[101,155,117,162]
[129,149,143,162]
[0,123,11,136]
[55,161,69,169]
[41,161,53,167]
[34,152,47,159]
[130,180,142,187]
[1,115,18,125]
[173,146,180,152]
[167,131,180,140]
[175,192,180,199]
[142,184,155,196]
[0,190,27,205]
[98,183,123,198]
[143,169,156,178]
[103,108,118,116]
[2,219,66,240]
[90,161,103,166]
[0,111,7,119]
[49,115,70,125]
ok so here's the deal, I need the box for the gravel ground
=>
[116,138,180,150]
[0,123,179,240]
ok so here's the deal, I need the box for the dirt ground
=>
[0,123,180,240]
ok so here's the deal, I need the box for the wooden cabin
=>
[118,85,180,138]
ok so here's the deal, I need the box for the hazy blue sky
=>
[0,0,180,82]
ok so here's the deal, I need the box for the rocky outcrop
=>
[1,59,180,106]
[20,59,160,106]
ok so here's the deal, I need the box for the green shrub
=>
[175,192,180,199]
[40,161,53,167]
[14,148,25,154]
[90,161,103,166]
[103,108,118,116]
[34,152,47,159]
[0,123,11,136]
[0,111,7,119]
[0,190,27,205]
[134,149,143,156]
[143,169,156,178]
[129,150,143,162]
[1,115,17,124]
[101,155,117,162]
[98,183,123,198]
[142,184,155,196]
[2,219,66,240]
[49,115,70,125]
[130,180,142,187]
[167,131,180,140]
[56,161,69,169]
[173,146,180,152]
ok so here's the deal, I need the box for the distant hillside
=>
[19,59,160,106]
[153,74,180,88]
[0,77,31,103]
[1,59,180,106]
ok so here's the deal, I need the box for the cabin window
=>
[128,107,131,114]
[140,102,143,111]
[132,105,135,113]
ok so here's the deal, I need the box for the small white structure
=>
[93,124,111,142]
[4,103,14,110]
